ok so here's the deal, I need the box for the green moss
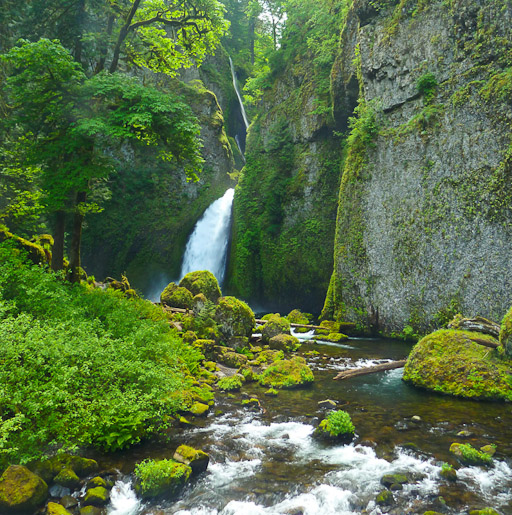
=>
[173,445,209,474]
[439,462,457,481]
[251,349,284,365]
[499,305,512,356]
[469,509,502,515]
[403,329,512,401]
[47,502,73,515]
[83,486,109,506]
[261,314,291,343]
[217,375,243,391]
[134,459,191,499]
[214,296,255,344]
[449,443,493,466]
[160,283,194,309]
[268,333,301,352]
[179,271,222,303]
[314,410,355,440]
[286,309,311,325]
[0,465,48,513]
[258,357,314,389]
[264,388,278,396]
[189,402,209,417]
[376,489,393,506]
[54,468,80,488]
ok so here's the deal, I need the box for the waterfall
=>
[180,188,235,284]
[229,57,250,130]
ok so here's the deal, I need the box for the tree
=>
[2,39,203,280]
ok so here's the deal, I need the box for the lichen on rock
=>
[0,465,48,513]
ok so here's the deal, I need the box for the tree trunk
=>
[69,191,87,283]
[74,0,86,66]
[96,14,115,74]
[51,210,66,272]
[109,0,142,73]
[249,18,255,64]
[333,360,407,381]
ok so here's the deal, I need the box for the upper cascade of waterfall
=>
[229,57,250,131]
[180,188,235,285]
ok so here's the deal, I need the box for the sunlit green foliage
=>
[0,243,203,466]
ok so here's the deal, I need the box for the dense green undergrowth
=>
[0,243,203,468]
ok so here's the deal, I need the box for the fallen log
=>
[334,360,407,381]
[448,316,500,338]
[468,337,499,349]
[255,319,325,330]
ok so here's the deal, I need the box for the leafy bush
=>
[456,443,493,465]
[0,243,203,466]
[134,459,191,499]
[320,410,355,437]
[417,72,438,103]
[217,375,243,391]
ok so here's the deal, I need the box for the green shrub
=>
[417,72,438,103]
[320,410,355,437]
[0,243,204,466]
[134,459,191,499]
[217,375,243,391]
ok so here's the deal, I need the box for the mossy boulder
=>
[319,332,348,343]
[286,309,310,324]
[403,329,512,401]
[134,459,191,500]
[179,271,221,303]
[469,509,502,515]
[54,468,80,489]
[31,454,98,483]
[268,333,300,352]
[83,486,109,506]
[261,315,291,343]
[258,357,314,389]
[380,473,408,488]
[313,410,355,443]
[439,463,457,481]
[238,364,258,382]
[192,293,208,315]
[193,339,216,357]
[160,282,194,309]
[189,402,210,417]
[500,305,512,356]
[214,346,248,368]
[250,349,284,365]
[214,296,255,346]
[376,489,393,506]
[449,443,493,466]
[173,445,209,474]
[0,465,48,513]
[87,477,108,489]
[47,502,73,515]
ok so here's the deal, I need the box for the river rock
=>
[173,445,210,474]
[61,494,79,509]
[31,454,99,483]
[192,293,207,315]
[216,349,248,368]
[214,296,255,346]
[0,465,48,513]
[269,333,300,352]
[376,489,393,506]
[87,477,108,489]
[480,444,496,457]
[449,443,493,466]
[468,509,501,515]
[261,314,291,343]
[54,468,80,489]
[160,283,194,309]
[79,507,104,515]
[47,501,73,515]
[403,329,512,401]
[258,356,314,389]
[179,270,221,303]
[381,474,408,488]
[189,401,210,417]
[83,486,109,506]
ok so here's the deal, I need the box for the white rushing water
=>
[229,57,250,130]
[180,188,235,284]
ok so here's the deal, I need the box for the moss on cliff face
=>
[325,0,512,333]
[403,329,512,401]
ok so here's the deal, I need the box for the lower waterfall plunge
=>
[180,188,235,285]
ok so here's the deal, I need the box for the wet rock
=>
[411,415,422,422]
[79,507,105,515]
[60,495,79,509]
[380,473,408,488]
[54,468,80,489]
[390,483,403,491]
[242,398,261,410]
[189,401,210,417]
[47,501,73,515]
[49,484,71,498]
[457,430,473,437]
[439,464,457,482]
[318,399,337,408]
[376,489,393,506]
[83,486,109,506]
[0,465,48,513]
[469,509,502,515]
[480,444,496,457]
[134,459,192,499]
[173,445,210,474]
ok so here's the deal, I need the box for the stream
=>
[103,334,512,515]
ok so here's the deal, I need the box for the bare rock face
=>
[0,465,48,513]
[324,0,512,334]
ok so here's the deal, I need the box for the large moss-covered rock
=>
[214,296,255,346]
[449,443,493,466]
[269,333,300,352]
[47,502,73,515]
[134,459,192,500]
[83,486,109,506]
[261,315,291,343]
[160,282,194,309]
[31,454,99,483]
[173,445,210,474]
[54,468,80,489]
[258,357,314,389]
[0,465,48,513]
[403,329,512,401]
[179,271,221,303]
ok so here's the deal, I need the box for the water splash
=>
[180,188,235,284]
[108,480,141,515]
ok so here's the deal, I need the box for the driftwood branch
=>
[448,316,500,338]
[333,360,407,381]
[468,337,499,349]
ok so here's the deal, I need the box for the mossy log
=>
[256,319,325,330]
[448,316,500,338]
[333,360,407,380]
